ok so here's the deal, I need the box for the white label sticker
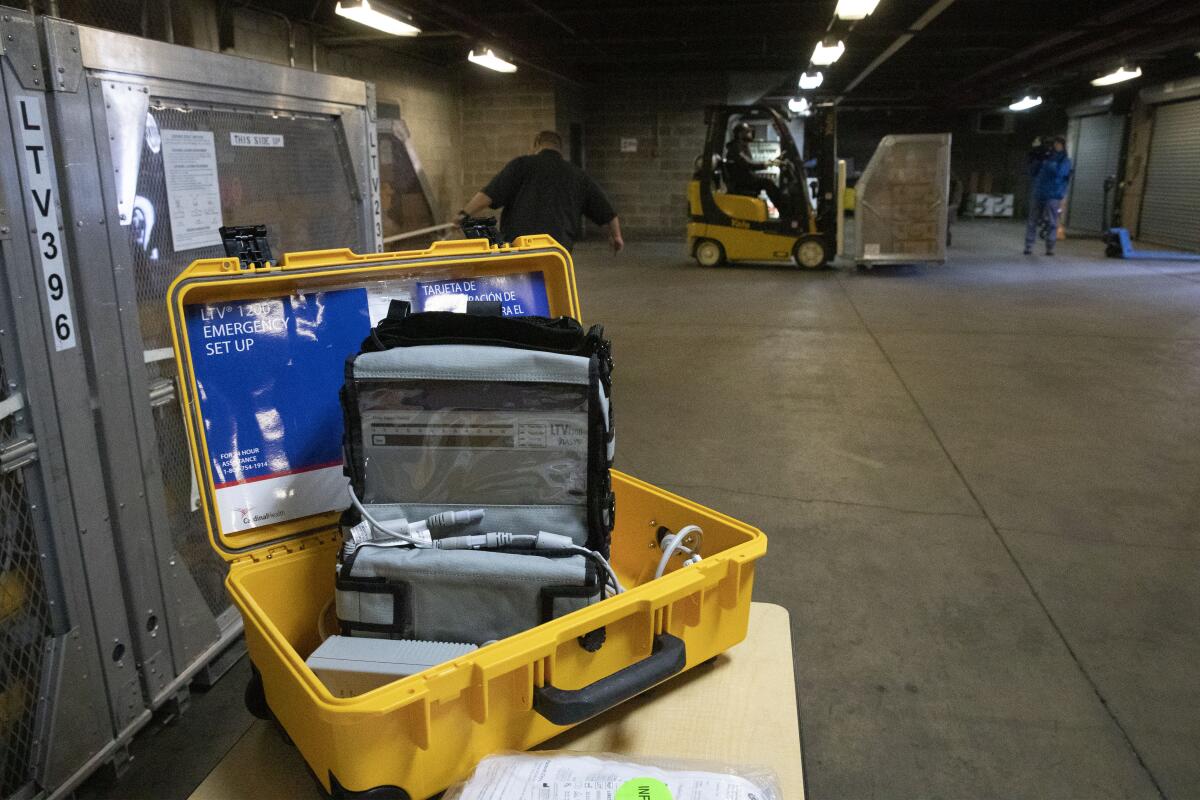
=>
[161,129,223,251]
[230,132,284,148]
[864,243,881,256]
[620,137,638,153]
[369,124,382,249]
[15,96,76,351]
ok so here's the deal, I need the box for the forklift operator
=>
[723,122,786,213]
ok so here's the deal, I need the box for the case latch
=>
[460,216,503,247]
[219,225,274,270]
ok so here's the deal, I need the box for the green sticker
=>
[615,777,672,800]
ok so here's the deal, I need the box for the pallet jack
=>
[1103,228,1200,262]
[687,104,838,269]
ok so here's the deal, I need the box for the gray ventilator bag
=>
[336,302,615,646]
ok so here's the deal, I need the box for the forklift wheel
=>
[792,235,829,270]
[694,239,726,267]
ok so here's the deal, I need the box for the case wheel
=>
[792,235,829,269]
[244,666,271,721]
[328,772,411,800]
[693,239,726,267]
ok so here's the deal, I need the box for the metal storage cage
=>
[854,133,952,266]
[33,12,381,718]
[0,9,152,797]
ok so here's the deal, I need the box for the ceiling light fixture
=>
[788,97,811,115]
[1008,95,1043,111]
[811,37,845,66]
[468,48,518,73]
[835,0,881,20]
[1090,65,1142,86]
[798,71,824,89]
[334,0,421,36]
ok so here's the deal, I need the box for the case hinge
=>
[254,543,295,563]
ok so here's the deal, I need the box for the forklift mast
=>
[810,106,839,237]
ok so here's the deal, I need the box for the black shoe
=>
[1023,248,1033,255]
[1045,250,1055,256]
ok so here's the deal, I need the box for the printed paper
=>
[455,755,776,800]
[184,289,372,532]
[161,129,223,251]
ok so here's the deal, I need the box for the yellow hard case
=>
[168,236,767,799]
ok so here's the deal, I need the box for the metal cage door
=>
[1,10,150,797]
[37,16,380,710]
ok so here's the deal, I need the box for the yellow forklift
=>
[687,104,837,269]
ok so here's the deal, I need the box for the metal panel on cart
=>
[1139,98,1200,250]
[1066,114,1124,234]
[37,16,382,708]
[0,8,148,797]
[854,133,951,265]
[376,102,440,248]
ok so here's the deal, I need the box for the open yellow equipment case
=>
[168,235,767,799]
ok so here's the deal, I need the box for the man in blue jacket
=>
[1024,136,1072,256]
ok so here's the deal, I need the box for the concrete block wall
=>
[458,72,558,208]
[585,74,728,236]
[555,84,586,165]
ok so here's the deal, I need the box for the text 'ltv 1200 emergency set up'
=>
[168,226,768,799]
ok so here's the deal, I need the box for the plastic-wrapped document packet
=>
[443,751,781,800]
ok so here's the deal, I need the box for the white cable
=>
[345,486,485,552]
[568,545,625,595]
[346,486,431,547]
[655,524,704,579]
[344,487,624,595]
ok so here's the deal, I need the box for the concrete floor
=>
[78,220,1200,799]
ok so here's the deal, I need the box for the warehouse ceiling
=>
[286,0,1200,109]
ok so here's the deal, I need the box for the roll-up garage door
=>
[1066,114,1124,233]
[1139,99,1200,249]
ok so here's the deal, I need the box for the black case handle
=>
[533,633,686,726]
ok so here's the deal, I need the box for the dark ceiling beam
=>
[512,0,610,59]
[401,0,585,85]
[949,0,1200,104]
[943,0,1181,100]
[836,0,960,100]
[570,57,805,71]
[321,30,467,46]
[478,1,818,16]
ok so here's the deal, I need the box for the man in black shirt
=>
[455,130,623,253]
[723,122,785,214]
